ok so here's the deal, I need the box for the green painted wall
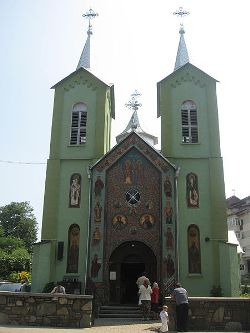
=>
[31,240,56,292]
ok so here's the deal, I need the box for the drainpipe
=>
[84,165,93,293]
[174,166,180,283]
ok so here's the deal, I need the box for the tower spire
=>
[116,90,158,146]
[77,8,98,70]
[173,7,190,71]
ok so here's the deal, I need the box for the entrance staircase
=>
[98,305,143,319]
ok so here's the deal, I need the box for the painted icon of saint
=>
[69,174,81,207]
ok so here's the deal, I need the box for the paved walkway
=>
[0,319,158,333]
[0,319,247,333]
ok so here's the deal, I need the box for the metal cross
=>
[82,8,98,33]
[173,6,190,27]
[125,90,142,112]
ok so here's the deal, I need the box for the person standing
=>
[151,282,160,319]
[172,283,189,332]
[159,305,169,332]
[138,279,152,320]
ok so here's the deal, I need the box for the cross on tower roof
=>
[77,8,98,70]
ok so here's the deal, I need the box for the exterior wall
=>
[0,292,92,328]
[166,297,250,331]
[158,64,239,296]
[32,241,56,292]
[219,242,240,296]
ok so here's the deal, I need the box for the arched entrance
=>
[108,241,157,304]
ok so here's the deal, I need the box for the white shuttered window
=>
[70,103,87,145]
[181,100,198,143]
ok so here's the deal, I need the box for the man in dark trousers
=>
[172,282,189,332]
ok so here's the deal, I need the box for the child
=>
[159,305,169,332]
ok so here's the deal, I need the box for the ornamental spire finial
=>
[173,6,190,71]
[83,8,98,35]
[77,8,98,70]
[173,7,190,27]
[125,90,142,112]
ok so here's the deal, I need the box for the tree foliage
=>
[0,202,38,280]
[0,201,38,253]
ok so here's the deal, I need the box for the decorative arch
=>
[187,224,201,274]
[69,173,81,208]
[186,172,199,208]
[181,100,198,143]
[66,224,80,273]
[70,102,87,145]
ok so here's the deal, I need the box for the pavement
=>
[0,319,247,333]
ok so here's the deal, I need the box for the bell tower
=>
[157,7,239,296]
[32,9,115,292]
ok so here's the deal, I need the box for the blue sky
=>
[1,0,249,237]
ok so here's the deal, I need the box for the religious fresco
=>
[188,224,201,274]
[92,227,101,244]
[163,253,175,278]
[69,173,81,208]
[104,147,161,259]
[91,254,101,278]
[112,214,127,230]
[94,176,104,198]
[94,201,102,223]
[165,227,174,250]
[88,133,176,286]
[164,201,173,224]
[139,214,155,229]
[66,224,80,273]
[164,176,172,198]
[186,172,199,208]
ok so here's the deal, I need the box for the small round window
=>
[126,189,140,205]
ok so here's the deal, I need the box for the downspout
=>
[84,165,93,293]
[174,166,180,283]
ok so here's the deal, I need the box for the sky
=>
[0,0,249,238]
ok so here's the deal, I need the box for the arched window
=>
[66,224,80,273]
[188,224,201,274]
[181,100,198,143]
[70,102,87,145]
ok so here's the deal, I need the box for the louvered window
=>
[181,100,198,143]
[70,103,87,145]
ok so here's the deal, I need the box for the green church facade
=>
[32,10,240,301]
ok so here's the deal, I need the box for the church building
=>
[32,8,240,302]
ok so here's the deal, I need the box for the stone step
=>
[99,305,143,319]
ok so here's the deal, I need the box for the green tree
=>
[0,202,37,280]
[0,202,38,253]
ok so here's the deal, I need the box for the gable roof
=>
[158,62,218,86]
[91,131,177,172]
[51,66,113,89]
[51,67,115,119]
[157,62,219,118]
